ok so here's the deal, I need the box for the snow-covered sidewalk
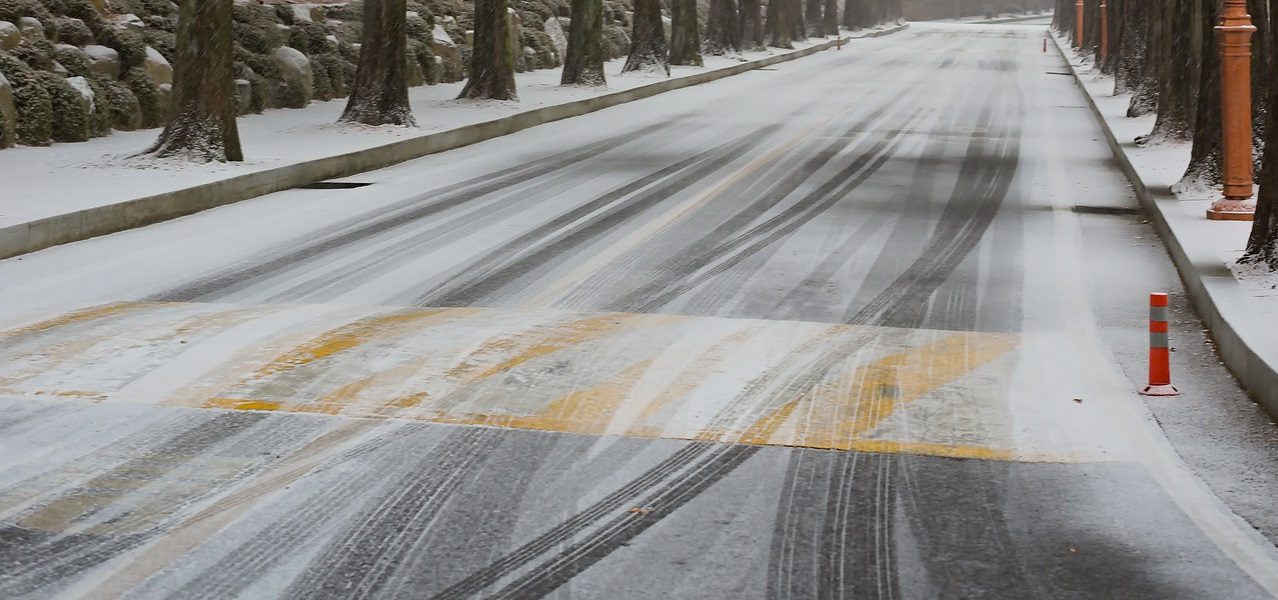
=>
[0,27,900,239]
[1052,35,1278,416]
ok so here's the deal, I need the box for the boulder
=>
[144,46,172,85]
[83,45,121,78]
[117,13,145,31]
[157,82,172,118]
[433,23,455,47]
[292,5,326,23]
[66,75,95,112]
[0,21,19,51]
[0,71,14,143]
[544,17,567,60]
[270,45,313,107]
[234,78,252,114]
[18,17,44,41]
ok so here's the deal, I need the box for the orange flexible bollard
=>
[1140,293,1181,396]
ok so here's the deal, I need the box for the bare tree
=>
[1243,0,1278,269]
[670,0,704,65]
[143,0,241,162]
[460,0,518,100]
[623,0,670,73]
[341,0,415,126]
[562,0,607,84]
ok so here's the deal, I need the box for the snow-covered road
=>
[2,22,1278,599]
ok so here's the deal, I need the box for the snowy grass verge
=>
[1049,33,1278,418]
[0,23,907,261]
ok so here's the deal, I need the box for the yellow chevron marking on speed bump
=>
[4,302,1045,462]
[797,332,1020,449]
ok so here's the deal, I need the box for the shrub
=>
[291,21,329,55]
[312,52,345,98]
[12,38,55,70]
[408,39,436,84]
[138,0,174,17]
[123,66,159,127]
[98,25,147,72]
[323,1,360,22]
[93,72,140,129]
[0,51,52,144]
[247,74,268,112]
[337,40,358,62]
[142,14,174,32]
[45,0,102,33]
[239,51,279,81]
[51,17,94,45]
[0,0,54,28]
[406,13,431,42]
[276,77,307,109]
[235,23,280,55]
[274,4,295,25]
[236,2,286,53]
[0,101,13,148]
[82,75,112,136]
[311,59,332,101]
[38,71,89,142]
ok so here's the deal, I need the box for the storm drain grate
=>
[1072,205,1144,216]
[297,181,374,190]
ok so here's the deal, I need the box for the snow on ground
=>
[1057,34,1277,325]
[0,30,888,229]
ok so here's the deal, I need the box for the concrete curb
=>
[1050,34,1278,418]
[0,24,908,261]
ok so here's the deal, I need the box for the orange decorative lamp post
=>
[1099,0,1109,63]
[1075,0,1084,48]
[1209,0,1257,220]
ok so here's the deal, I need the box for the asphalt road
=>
[2,22,1278,599]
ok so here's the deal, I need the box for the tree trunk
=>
[822,0,839,35]
[562,0,606,84]
[1114,0,1144,94]
[623,0,670,73]
[1250,0,1269,176]
[1175,0,1221,193]
[340,0,414,126]
[1144,0,1194,144]
[670,0,703,65]
[1242,10,1278,270]
[843,0,862,29]
[788,0,807,40]
[741,0,766,49]
[1126,0,1159,116]
[705,0,742,54]
[460,0,518,100]
[806,0,823,36]
[144,0,241,162]
[767,0,793,47]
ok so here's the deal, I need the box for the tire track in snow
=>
[148,123,678,304]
